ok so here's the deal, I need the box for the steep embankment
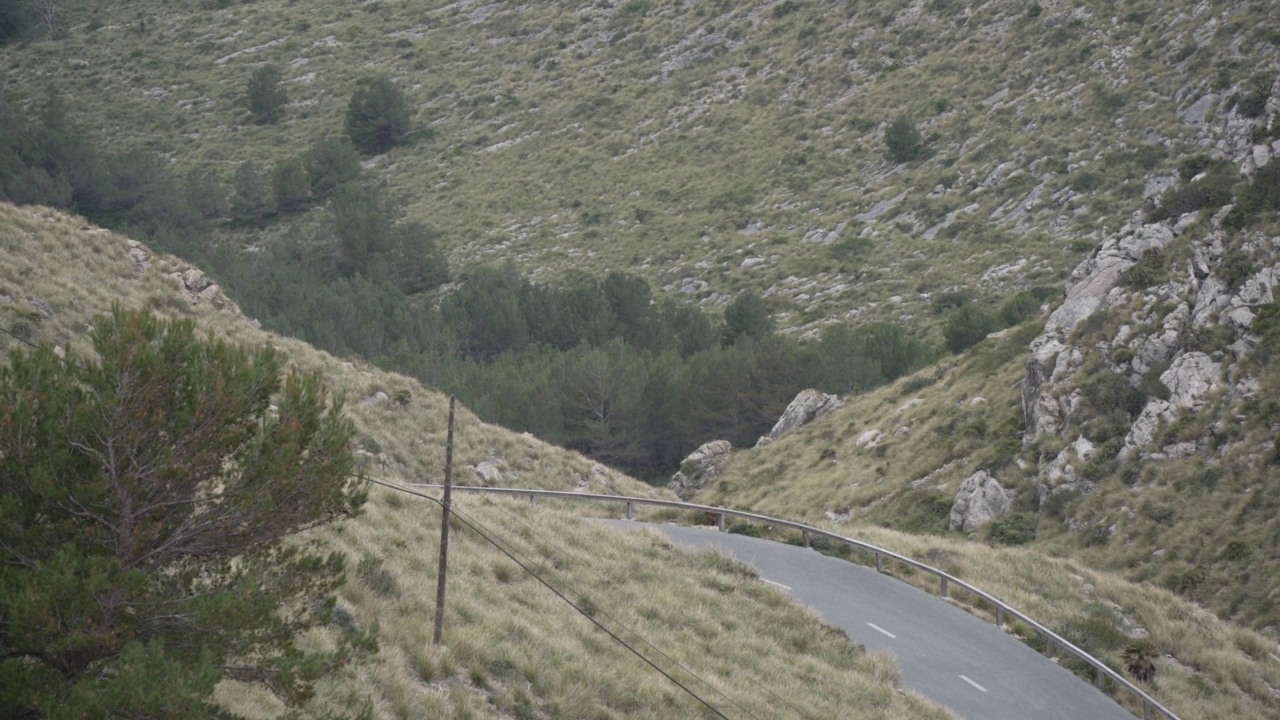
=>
[0,202,953,719]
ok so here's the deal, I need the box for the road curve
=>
[602,521,1134,720]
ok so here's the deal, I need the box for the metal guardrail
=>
[412,484,1179,720]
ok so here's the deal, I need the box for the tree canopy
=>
[345,75,411,155]
[0,307,368,718]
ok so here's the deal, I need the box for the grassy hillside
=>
[4,0,1275,334]
[696,322,1280,719]
[0,201,954,718]
[5,0,1280,715]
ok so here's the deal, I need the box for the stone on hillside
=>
[856,428,882,448]
[949,470,1011,532]
[473,461,504,485]
[1119,400,1175,461]
[756,389,843,446]
[1040,435,1097,504]
[362,391,389,406]
[679,278,708,294]
[1179,93,1217,125]
[1160,352,1222,409]
[668,440,732,500]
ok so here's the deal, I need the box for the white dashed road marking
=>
[960,675,989,693]
[761,578,792,590]
[867,623,897,639]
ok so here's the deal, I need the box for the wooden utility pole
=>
[432,396,455,646]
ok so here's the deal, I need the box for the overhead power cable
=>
[456,490,811,719]
[363,476,735,719]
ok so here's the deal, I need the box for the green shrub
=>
[772,1,801,18]
[245,63,287,124]
[306,137,362,199]
[1219,246,1256,290]
[943,303,1000,353]
[884,115,927,163]
[1151,162,1236,221]
[998,290,1042,327]
[722,291,774,346]
[346,75,412,155]
[1234,161,1280,224]
[231,160,271,226]
[271,157,310,213]
[1123,248,1169,288]
[985,512,1037,545]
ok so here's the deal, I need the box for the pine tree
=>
[246,63,287,124]
[0,307,367,718]
[345,75,411,155]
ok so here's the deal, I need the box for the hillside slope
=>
[3,0,1276,335]
[0,202,952,719]
[695,96,1280,720]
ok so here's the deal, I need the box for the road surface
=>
[603,521,1135,720]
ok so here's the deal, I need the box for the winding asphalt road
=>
[603,521,1134,720]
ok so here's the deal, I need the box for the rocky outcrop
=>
[1022,96,1279,480]
[1023,222,1175,439]
[668,440,732,500]
[949,470,1011,532]
[756,389,843,447]
[167,267,243,315]
[1161,352,1223,409]
[1039,435,1097,503]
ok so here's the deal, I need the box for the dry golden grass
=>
[0,202,951,718]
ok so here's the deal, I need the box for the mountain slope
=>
[4,0,1275,335]
[0,202,952,719]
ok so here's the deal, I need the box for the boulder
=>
[472,461,504,485]
[668,440,733,500]
[756,389,843,446]
[949,470,1012,532]
[856,429,883,448]
[1160,352,1222,409]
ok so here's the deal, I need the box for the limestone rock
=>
[856,429,883,448]
[473,461,504,485]
[1120,400,1175,461]
[1023,224,1173,439]
[668,440,732,500]
[949,470,1011,532]
[1042,435,1097,501]
[757,389,843,446]
[1160,352,1222,409]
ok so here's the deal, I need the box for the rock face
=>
[949,470,1011,532]
[756,389,843,447]
[668,440,732,500]
[1020,98,1279,486]
[1023,222,1175,439]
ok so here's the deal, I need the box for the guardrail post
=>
[1044,638,1054,657]
[875,552,883,573]
[940,577,949,598]
[1143,700,1152,720]
[529,494,537,507]
[625,502,633,520]
[1095,665,1104,688]
[717,513,725,532]
[995,606,1005,628]
[802,530,810,548]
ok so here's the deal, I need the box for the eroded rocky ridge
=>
[1022,80,1280,503]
